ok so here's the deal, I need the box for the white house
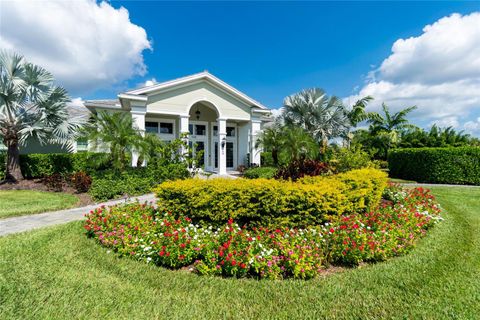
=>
[84,72,271,174]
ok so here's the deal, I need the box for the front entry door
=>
[212,124,237,171]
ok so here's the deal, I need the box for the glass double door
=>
[214,141,235,169]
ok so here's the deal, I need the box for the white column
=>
[217,118,227,175]
[250,119,262,166]
[131,109,146,167]
[179,114,189,157]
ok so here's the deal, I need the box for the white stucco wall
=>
[146,81,252,120]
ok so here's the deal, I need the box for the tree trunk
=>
[5,138,23,181]
[272,149,279,167]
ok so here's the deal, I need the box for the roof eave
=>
[124,71,269,110]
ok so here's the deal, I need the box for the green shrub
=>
[243,167,277,179]
[155,168,387,227]
[260,152,275,167]
[11,152,109,178]
[388,147,480,185]
[329,146,372,173]
[89,162,189,201]
[89,177,154,201]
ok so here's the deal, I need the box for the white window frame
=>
[145,117,176,141]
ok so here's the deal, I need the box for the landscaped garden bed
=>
[84,173,442,279]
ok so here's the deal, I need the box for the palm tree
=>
[255,120,284,166]
[280,126,318,164]
[368,103,418,147]
[282,88,349,153]
[0,51,82,181]
[345,96,378,127]
[82,111,145,171]
[343,95,379,147]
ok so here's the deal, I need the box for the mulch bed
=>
[0,179,94,207]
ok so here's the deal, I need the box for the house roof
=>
[123,71,269,110]
[67,103,91,118]
[83,99,121,109]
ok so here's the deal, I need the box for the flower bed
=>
[84,184,442,280]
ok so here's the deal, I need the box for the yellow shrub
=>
[154,168,387,227]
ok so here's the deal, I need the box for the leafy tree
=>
[282,88,349,153]
[399,124,477,148]
[82,111,144,171]
[368,103,417,137]
[0,51,82,181]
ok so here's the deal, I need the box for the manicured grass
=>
[0,190,79,219]
[389,177,417,184]
[0,187,479,319]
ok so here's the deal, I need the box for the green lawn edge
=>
[0,190,80,219]
[0,186,478,319]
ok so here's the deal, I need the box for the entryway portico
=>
[99,71,271,174]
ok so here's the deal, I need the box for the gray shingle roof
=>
[84,99,120,108]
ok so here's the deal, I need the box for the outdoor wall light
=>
[221,137,226,148]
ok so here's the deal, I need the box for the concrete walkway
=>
[0,193,156,237]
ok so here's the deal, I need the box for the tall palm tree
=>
[368,103,418,146]
[282,88,349,153]
[0,51,82,181]
[82,111,145,171]
[255,120,284,166]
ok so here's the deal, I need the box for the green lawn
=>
[0,187,479,319]
[0,190,79,219]
[389,177,417,184]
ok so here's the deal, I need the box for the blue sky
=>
[1,1,479,134]
[104,1,478,107]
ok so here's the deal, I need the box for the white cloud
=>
[464,118,480,135]
[0,0,152,94]
[430,116,460,128]
[270,107,284,119]
[347,12,480,135]
[144,78,157,87]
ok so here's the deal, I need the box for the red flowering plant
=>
[84,184,442,279]
[85,202,210,268]
[326,185,442,265]
[195,222,325,279]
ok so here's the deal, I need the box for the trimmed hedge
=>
[155,168,387,227]
[0,151,189,200]
[0,152,110,179]
[388,147,480,185]
[89,161,190,201]
[243,166,277,179]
